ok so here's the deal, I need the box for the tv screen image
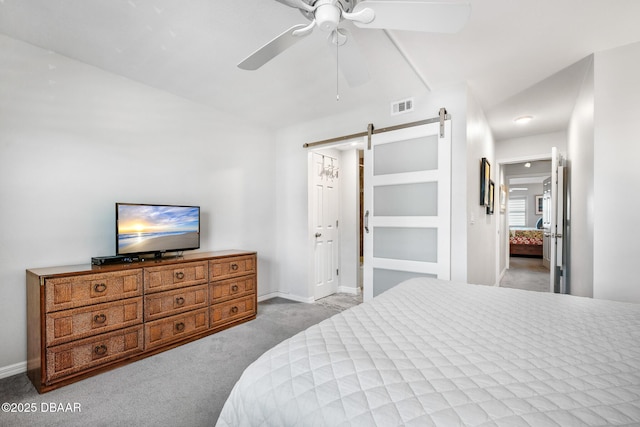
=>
[116,203,200,256]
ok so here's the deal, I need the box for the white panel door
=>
[312,153,339,300]
[363,120,451,301]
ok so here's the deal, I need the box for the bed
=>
[216,278,640,426]
[510,228,544,257]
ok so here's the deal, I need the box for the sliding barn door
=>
[363,119,451,301]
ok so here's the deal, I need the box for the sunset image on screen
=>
[117,205,199,254]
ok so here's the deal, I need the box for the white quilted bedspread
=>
[216,278,640,426]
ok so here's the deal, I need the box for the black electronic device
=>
[91,255,137,266]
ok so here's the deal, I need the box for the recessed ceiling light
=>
[524,162,531,168]
[514,115,533,124]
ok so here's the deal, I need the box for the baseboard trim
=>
[0,361,26,379]
[496,267,507,286]
[258,292,314,304]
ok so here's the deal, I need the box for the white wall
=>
[0,35,277,372]
[593,42,640,303]
[496,131,567,161]
[566,56,594,298]
[465,90,496,285]
[274,84,470,300]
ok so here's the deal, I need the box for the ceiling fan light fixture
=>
[514,115,533,125]
[241,0,473,91]
[315,3,341,32]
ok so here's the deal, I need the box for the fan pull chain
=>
[336,29,340,101]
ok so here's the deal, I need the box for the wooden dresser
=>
[26,250,256,393]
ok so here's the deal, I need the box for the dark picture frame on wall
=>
[480,157,491,206]
[535,195,544,215]
[487,180,495,215]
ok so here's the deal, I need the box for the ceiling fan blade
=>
[328,29,370,87]
[351,1,471,33]
[238,24,311,70]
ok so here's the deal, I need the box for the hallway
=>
[500,257,550,292]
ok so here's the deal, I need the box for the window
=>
[508,197,526,226]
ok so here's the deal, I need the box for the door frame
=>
[495,152,558,286]
[307,143,363,301]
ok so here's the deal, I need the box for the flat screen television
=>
[116,203,200,258]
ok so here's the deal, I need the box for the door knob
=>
[315,232,322,238]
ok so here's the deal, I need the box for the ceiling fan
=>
[238,0,471,87]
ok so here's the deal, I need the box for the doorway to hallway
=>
[497,158,552,292]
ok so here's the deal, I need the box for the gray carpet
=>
[0,294,360,427]
[500,256,550,292]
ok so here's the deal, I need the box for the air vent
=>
[391,98,414,116]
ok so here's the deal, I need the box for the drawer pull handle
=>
[175,297,185,305]
[175,322,185,332]
[231,285,239,292]
[230,306,239,314]
[94,344,107,356]
[231,263,239,271]
[94,283,107,293]
[175,272,185,280]
[94,314,107,324]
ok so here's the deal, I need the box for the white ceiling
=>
[1,0,640,140]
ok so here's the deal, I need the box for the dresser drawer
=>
[144,261,208,293]
[210,295,256,328]
[210,276,255,303]
[144,308,209,350]
[210,255,256,281]
[46,297,143,347]
[45,270,143,312]
[45,325,143,384]
[144,284,208,321]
